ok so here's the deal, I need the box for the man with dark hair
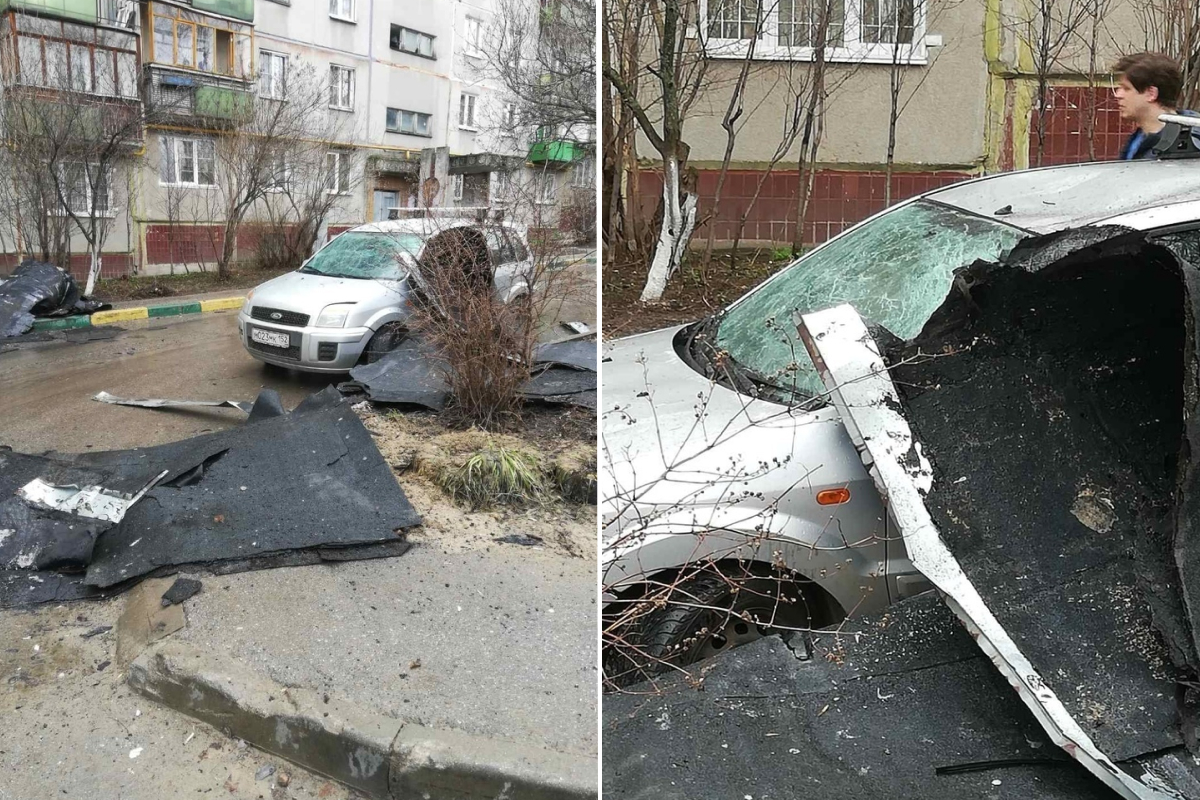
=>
[1113,52,1193,160]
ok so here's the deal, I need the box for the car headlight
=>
[243,288,254,308]
[315,303,354,328]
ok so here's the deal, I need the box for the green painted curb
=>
[148,301,202,318]
[29,297,240,332]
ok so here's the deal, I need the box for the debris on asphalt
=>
[80,625,113,639]
[0,260,109,339]
[561,321,591,334]
[255,764,275,781]
[93,391,253,414]
[277,772,291,787]
[497,534,544,547]
[341,334,597,411]
[0,386,421,607]
[160,577,202,607]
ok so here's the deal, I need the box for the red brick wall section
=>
[1030,85,1127,166]
[328,226,354,238]
[637,168,971,247]
[145,225,224,266]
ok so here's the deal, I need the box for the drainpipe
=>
[365,0,375,214]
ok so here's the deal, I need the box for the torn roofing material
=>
[534,337,597,372]
[93,391,254,414]
[799,228,1200,800]
[0,260,107,339]
[0,388,421,606]
[605,593,1117,800]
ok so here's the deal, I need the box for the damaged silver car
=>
[238,215,533,373]
[602,157,1200,685]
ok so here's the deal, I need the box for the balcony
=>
[0,0,135,26]
[144,65,252,125]
[527,138,583,167]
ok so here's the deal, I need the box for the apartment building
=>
[0,0,594,276]
[629,0,1156,249]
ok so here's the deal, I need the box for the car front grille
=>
[248,338,301,361]
[250,306,310,327]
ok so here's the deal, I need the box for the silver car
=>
[238,217,533,372]
[602,159,1200,678]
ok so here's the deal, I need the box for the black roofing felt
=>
[0,261,106,339]
[604,593,1115,800]
[0,389,420,606]
[884,232,1200,762]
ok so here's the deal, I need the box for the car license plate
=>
[251,328,290,348]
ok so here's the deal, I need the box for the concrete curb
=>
[31,296,245,331]
[128,641,597,800]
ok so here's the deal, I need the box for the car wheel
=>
[361,323,406,365]
[604,570,812,689]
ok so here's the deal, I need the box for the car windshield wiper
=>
[298,268,368,280]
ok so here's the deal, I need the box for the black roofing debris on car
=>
[340,334,597,411]
[833,227,1200,796]
[0,260,109,339]
[0,386,421,608]
[605,593,1113,800]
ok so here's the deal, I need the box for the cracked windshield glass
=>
[301,232,422,280]
[715,200,1026,398]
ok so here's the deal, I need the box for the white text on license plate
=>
[251,329,290,348]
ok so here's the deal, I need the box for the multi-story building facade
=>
[0,0,594,277]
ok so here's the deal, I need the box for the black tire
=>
[361,323,406,365]
[604,569,813,690]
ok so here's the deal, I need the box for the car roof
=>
[348,218,524,237]
[925,160,1200,233]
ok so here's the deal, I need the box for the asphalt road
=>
[0,257,596,453]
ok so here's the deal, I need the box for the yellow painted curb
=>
[92,307,150,325]
[200,297,247,313]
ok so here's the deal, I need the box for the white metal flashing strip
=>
[796,304,1175,800]
[19,470,169,525]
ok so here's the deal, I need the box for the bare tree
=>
[0,43,149,294]
[605,0,710,302]
[169,60,344,278]
[1136,0,1200,109]
[789,0,839,256]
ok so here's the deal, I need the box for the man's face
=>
[1114,76,1160,120]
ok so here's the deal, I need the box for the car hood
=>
[601,325,838,540]
[249,271,405,315]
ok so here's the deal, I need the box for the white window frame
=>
[161,136,217,187]
[450,173,464,202]
[536,172,557,205]
[458,92,478,131]
[504,101,518,127]
[326,151,351,195]
[571,154,595,189]
[386,107,432,137]
[699,0,927,64]
[259,49,287,100]
[264,153,291,193]
[55,162,114,217]
[390,25,435,58]
[328,0,355,22]
[464,16,483,56]
[329,64,355,110]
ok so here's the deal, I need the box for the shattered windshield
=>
[300,232,422,280]
[715,200,1026,398]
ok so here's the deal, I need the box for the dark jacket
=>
[1122,109,1200,160]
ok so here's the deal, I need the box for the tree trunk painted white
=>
[640,155,693,302]
[84,242,101,297]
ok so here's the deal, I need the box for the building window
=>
[259,50,287,99]
[504,102,518,127]
[571,154,595,189]
[450,174,464,202]
[68,44,93,92]
[329,64,354,110]
[537,172,557,205]
[58,162,111,216]
[326,151,351,194]
[385,107,432,136]
[458,93,477,130]
[389,25,435,58]
[152,17,229,73]
[265,153,290,192]
[160,136,216,186]
[703,0,924,63]
[464,17,483,55]
[329,0,355,22]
